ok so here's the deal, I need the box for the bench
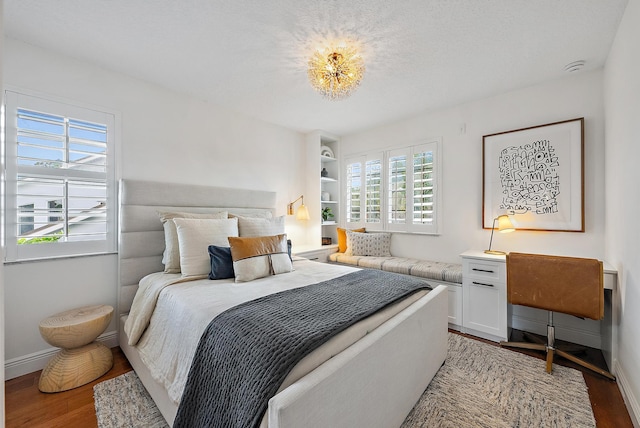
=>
[328,253,463,284]
[328,253,463,328]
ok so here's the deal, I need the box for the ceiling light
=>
[308,45,365,101]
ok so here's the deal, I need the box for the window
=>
[364,158,382,224]
[4,91,117,261]
[345,140,441,234]
[48,199,63,223]
[345,161,361,223]
[18,204,35,235]
[388,151,407,224]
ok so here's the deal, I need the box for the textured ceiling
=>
[3,0,629,136]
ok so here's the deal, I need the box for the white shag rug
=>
[94,333,595,428]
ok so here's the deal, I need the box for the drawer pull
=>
[472,281,494,287]
[472,268,495,273]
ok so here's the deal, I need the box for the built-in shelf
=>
[307,131,340,247]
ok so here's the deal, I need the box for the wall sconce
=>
[485,215,515,255]
[287,195,310,220]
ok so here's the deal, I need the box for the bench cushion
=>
[329,253,462,284]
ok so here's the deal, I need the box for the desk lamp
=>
[485,215,515,255]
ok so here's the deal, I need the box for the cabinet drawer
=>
[294,249,330,262]
[465,260,504,282]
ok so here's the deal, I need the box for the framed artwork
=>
[482,118,584,232]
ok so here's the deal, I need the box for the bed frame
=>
[117,179,448,428]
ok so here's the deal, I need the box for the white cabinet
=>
[460,250,509,342]
[293,245,339,263]
[446,283,463,329]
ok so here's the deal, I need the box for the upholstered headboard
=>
[118,179,277,318]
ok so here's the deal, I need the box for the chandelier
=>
[308,45,365,101]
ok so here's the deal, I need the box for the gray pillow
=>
[345,231,392,257]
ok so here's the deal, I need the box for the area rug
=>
[94,333,595,428]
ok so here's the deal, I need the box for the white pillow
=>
[174,217,239,277]
[345,231,392,257]
[229,234,292,282]
[237,215,285,237]
[158,211,228,273]
[228,211,273,219]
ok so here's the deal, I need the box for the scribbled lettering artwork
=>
[498,139,560,215]
[483,118,583,231]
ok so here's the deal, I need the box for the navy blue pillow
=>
[287,239,292,261]
[208,245,235,280]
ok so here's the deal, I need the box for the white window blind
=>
[365,158,382,225]
[345,160,362,223]
[388,152,407,225]
[4,91,117,261]
[412,147,435,227]
[344,140,441,234]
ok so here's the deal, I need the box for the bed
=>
[117,179,448,428]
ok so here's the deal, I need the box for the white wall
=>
[1,1,6,425]
[2,38,307,377]
[604,0,640,425]
[341,70,606,263]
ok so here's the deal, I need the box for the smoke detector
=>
[564,60,586,73]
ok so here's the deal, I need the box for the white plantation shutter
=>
[345,159,362,225]
[344,141,440,235]
[4,91,117,261]
[364,157,382,227]
[387,149,407,229]
[409,142,439,233]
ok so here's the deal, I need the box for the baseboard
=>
[510,314,601,349]
[615,359,640,428]
[4,330,118,380]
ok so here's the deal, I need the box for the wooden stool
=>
[38,304,114,393]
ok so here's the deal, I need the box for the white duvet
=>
[124,258,427,411]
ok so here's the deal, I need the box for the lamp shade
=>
[296,204,310,221]
[497,215,515,233]
[484,214,515,255]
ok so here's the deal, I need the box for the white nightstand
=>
[293,244,339,263]
[460,250,509,342]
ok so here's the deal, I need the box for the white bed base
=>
[117,179,448,427]
[119,287,447,428]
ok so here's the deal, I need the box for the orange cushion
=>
[337,227,366,253]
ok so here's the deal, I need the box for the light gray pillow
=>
[158,211,228,273]
[174,217,239,277]
[237,215,285,237]
[345,231,392,257]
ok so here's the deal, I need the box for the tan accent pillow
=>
[228,234,292,282]
[158,211,228,273]
[337,227,366,253]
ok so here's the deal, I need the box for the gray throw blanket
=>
[173,269,432,428]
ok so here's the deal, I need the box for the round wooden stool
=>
[38,304,114,393]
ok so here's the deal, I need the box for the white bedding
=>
[124,258,429,412]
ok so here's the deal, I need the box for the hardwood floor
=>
[4,333,634,427]
[5,347,132,428]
